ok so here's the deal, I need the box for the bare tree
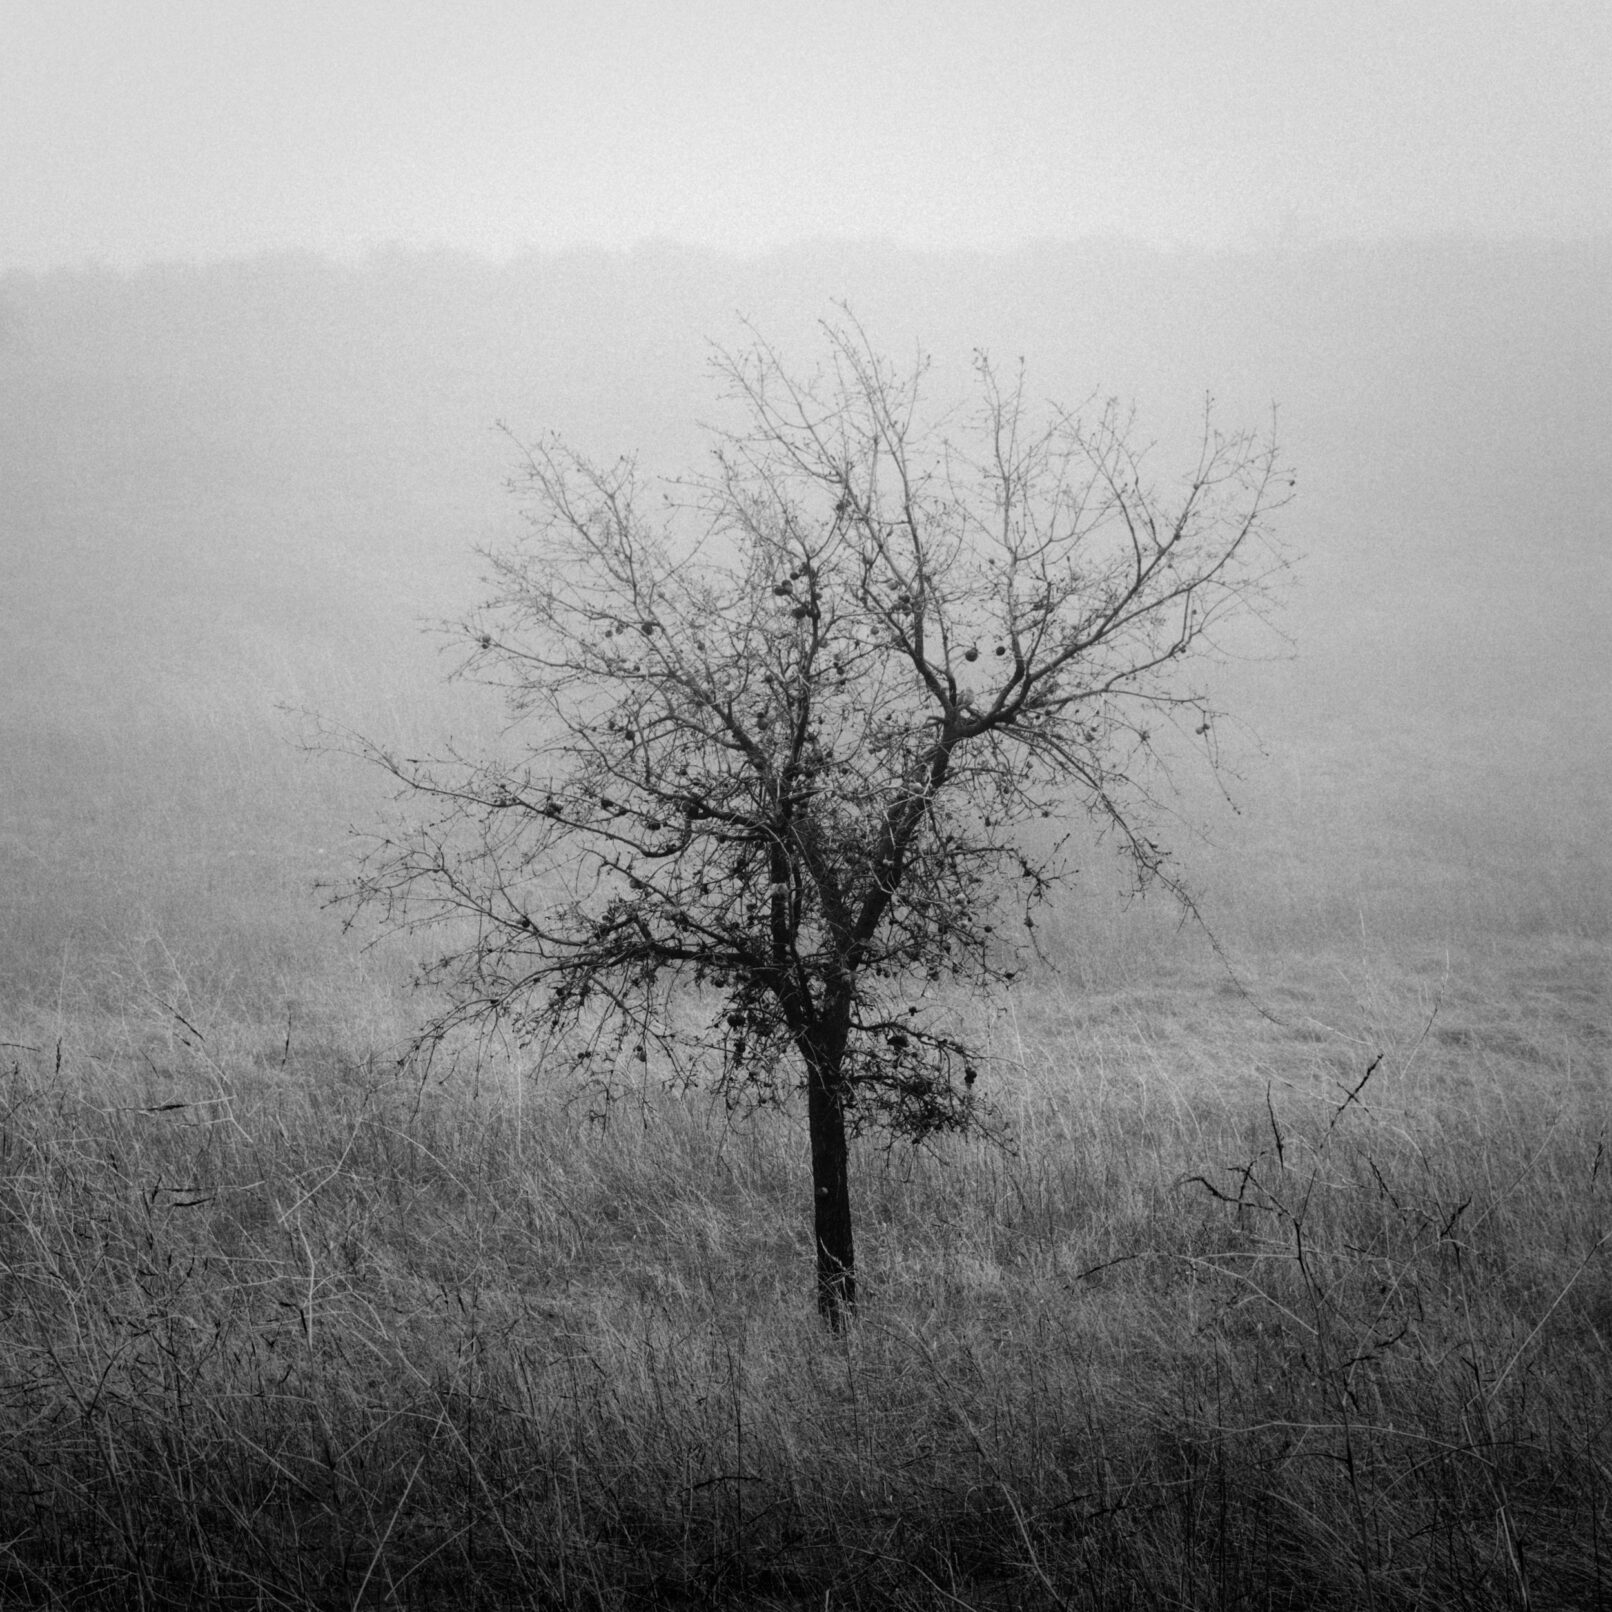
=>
[339,317,1288,1328]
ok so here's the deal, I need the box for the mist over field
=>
[1,237,1606,1026]
[3,235,1611,1605]
[4,0,1609,1594]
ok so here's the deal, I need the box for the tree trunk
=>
[805,1054,856,1330]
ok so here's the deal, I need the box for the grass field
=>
[3,243,1608,1606]
[1,876,1606,1607]
[1,607,1607,1612]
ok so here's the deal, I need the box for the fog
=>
[1,237,1607,1019]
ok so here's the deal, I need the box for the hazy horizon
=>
[3,3,1608,1012]
[6,3,1607,271]
[3,234,1607,1017]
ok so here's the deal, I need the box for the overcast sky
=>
[3,0,1608,270]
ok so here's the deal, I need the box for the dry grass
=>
[0,935,1606,1608]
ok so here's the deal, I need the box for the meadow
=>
[1,685,1606,1608]
[2,240,1608,1606]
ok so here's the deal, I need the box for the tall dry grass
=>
[0,936,1606,1608]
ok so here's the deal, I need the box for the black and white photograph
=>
[2,3,1607,1605]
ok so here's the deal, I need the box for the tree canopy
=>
[340,317,1289,1325]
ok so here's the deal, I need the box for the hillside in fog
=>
[1,237,1608,1013]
